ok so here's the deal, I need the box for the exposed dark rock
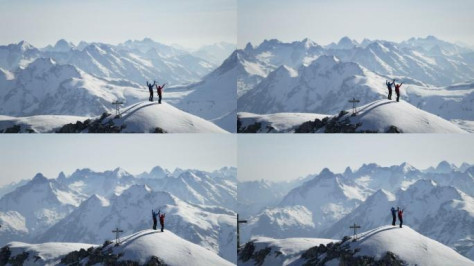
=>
[238,241,256,262]
[3,125,21,133]
[7,251,28,266]
[152,127,167,133]
[144,256,167,266]
[238,121,262,133]
[386,125,403,133]
[57,113,125,133]
[0,246,11,265]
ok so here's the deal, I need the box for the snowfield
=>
[238,226,474,266]
[5,242,97,266]
[338,99,466,133]
[100,101,228,133]
[0,114,88,133]
[242,162,474,260]
[238,237,336,266]
[113,230,233,266]
[350,226,474,266]
[3,230,233,266]
[238,112,327,133]
[238,99,466,133]
[0,39,236,133]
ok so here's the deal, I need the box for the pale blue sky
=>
[238,135,474,182]
[0,0,236,48]
[0,135,236,186]
[238,0,474,48]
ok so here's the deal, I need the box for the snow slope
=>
[238,112,327,133]
[238,237,336,266]
[325,179,474,259]
[99,101,228,133]
[0,114,87,133]
[1,39,215,85]
[241,99,466,133]
[239,226,474,266]
[5,242,96,266]
[36,185,236,262]
[334,99,466,133]
[349,226,474,266]
[175,51,237,132]
[0,58,144,117]
[111,230,233,266]
[0,173,85,242]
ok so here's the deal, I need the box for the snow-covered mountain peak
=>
[319,167,335,178]
[259,39,283,49]
[301,38,317,49]
[343,166,353,176]
[31,173,49,184]
[272,65,298,78]
[436,160,456,173]
[53,39,75,52]
[121,184,153,197]
[17,40,35,52]
[399,162,417,173]
[148,166,170,179]
[310,54,340,67]
[336,36,358,49]
[244,42,254,52]
[369,188,396,202]
[110,167,131,178]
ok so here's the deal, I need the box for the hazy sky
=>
[0,0,236,48]
[238,135,474,182]
[0,135,236,186]
[238,0,474,48]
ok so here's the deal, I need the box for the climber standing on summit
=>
[156,83,166,104]
[394,81,403,102]
[152,209,159,230]
[159,212,165,232]
[398,207,404,228]
[386,79,395,100]
[391,207,397,226]
[146,81,156,102]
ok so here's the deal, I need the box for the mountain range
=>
[0,166,237,263]
[238,161,474,260]
[0,39,236,132]
[235,36,474,132]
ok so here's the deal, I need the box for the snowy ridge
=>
[0,166,237,263]
[2,230,233,266]
[238,99,466,133]
[335,99,466,133]
[111,230,233,266]
[238,226,474,266]
[238,112,327,133]
[236,37,474,130]
[100,101,228,133]
[242,162,474,260]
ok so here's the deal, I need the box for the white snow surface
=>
[239,226,474,266]
[101,101,227,133]
[0,115,87,133]
[239,237,336,266]
[112,230,233,266]
[6,242,97,266]
[338,99,466,133]
[238,112,327,133]
[350,226,474,266]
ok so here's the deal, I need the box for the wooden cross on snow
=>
[112,101,124,116]
[237,214,247,252]
[348,98,360,115]
[112,227,124,245]
[349,223,361,240]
